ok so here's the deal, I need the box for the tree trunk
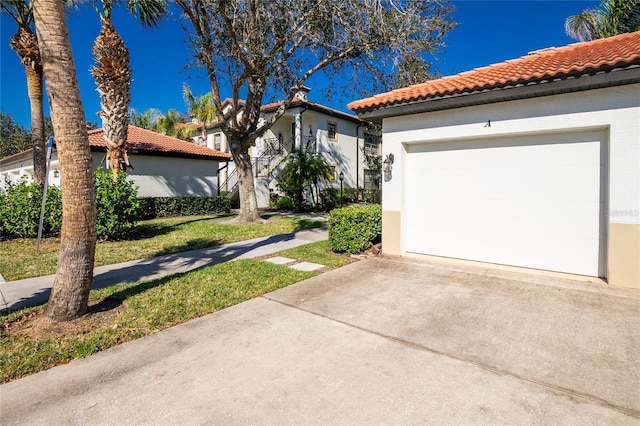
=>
[230,140,261,223]
[9,25,46,184]
[26,64,46,184]
[91,19,131,179]
[33,0,97,322]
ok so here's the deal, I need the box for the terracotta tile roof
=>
[349,31,640,112]
[88,125,231,160]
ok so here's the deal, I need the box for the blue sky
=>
[1,0,599,129]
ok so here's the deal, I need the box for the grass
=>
[0,237,353,384]
[0,214,325,281]
[272,240,351,268]
[0,259,315,383]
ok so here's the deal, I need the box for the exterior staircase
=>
[219,135,313,201]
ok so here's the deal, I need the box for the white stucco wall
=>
[2,151,220,198]
[382,84,640,228]
[117,154,220,197]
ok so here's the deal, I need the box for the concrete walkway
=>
[1,256,638,424]
[0,227,327,312]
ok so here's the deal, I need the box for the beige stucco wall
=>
[609,223,640,289]
[382,210,401,256]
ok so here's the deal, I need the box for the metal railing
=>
[218,135,295,196]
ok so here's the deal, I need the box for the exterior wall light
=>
[53,169,59,178]
[383,153,394,172]
[383,153,394,181]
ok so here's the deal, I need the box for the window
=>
[329,165,338,182]
[364,169,381,189]
[214,133,222,151]
[364,133,380,156]
[327,122,337,141]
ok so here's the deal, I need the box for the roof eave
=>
[354,66,640,122]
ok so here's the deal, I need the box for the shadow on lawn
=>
[89,272,183,313]
[127,216,223,241]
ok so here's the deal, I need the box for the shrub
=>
[0,178,62,239]
[319,188,341,210]
[138,195,231,219]
[94,169,141,240]
[361,189,381,204]
[275,195,294,211]
[328,204,382,254]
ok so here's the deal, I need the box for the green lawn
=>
[0,225,353,384]
[0,214,325,281]
[0,259,315,383]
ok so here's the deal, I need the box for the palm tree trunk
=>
[92,18,131,179]
[26,64,45,184]
[10,25,46,184]
[33,0,97,322]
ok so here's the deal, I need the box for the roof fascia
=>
[355,66,640,122]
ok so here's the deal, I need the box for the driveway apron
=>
[1,257,638,424]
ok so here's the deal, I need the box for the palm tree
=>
[1,0,46,184]
[156,108,190,139]
[279,149,334,208]
[565,0,640,41]
[90,0,168,179]
[128,107,162,129]
[32,0,97,322]
[183,84,217,144]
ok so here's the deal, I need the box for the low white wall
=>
[122,154,220,197]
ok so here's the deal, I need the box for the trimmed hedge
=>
[328,204,382,254]
[320,187,381,210]
[139,195,231,219]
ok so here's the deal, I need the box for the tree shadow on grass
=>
[127,216,221,241]
[89,272,184,313]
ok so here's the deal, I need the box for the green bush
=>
[319,188,341,210]
[361,189,381,204]
[275,195,294,211]
[328,204,382,253]
[94,169,141,240]
[0,178,62,239]
[138,195,231,219]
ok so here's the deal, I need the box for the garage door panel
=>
[403,131,606,277]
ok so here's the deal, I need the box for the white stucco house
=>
[193,87,381,207]
[349,31,640,289]
[1,125,232,197]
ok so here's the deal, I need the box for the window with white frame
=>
[214,133,222,151]
[327,122,337,141]
[364,169,381,189]
[364,133,380,156]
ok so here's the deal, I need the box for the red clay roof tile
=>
[348,31,640,112]
[88,125,231,160]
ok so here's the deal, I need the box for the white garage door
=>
[403,130,607,277]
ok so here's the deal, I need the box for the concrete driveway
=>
[2,257,639,424]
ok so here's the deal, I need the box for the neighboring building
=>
[194,87,380,207]
[1,125,231,197]
[349,31,640,289]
